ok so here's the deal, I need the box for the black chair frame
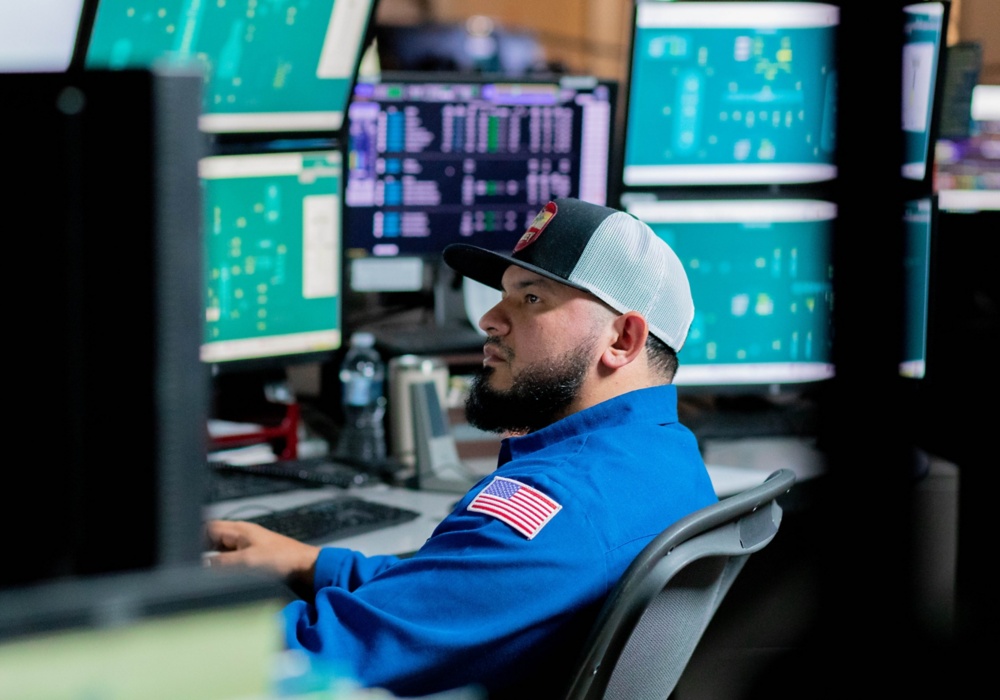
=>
[563,468,797,700]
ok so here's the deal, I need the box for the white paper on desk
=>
[208,419,267,437]
[208,444,276,465]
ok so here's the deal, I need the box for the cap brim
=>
[442,244,511,290]
[443,243,591,294]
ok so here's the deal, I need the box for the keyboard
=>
[238,496,421,544]
[205,456,375,503]
[219,456,374,487]
[206,466,308,503]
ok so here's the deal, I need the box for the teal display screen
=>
[901,197,933,378]
[624,1,839,186]
[84,0,376,134]
[624,197,836,386]
[200,150,343,364]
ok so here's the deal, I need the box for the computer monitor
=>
[621,1,839,187]
[0,567,286,697]
[80,0,378,138]
[4,69,208,589]
[0,1,86,72]
[906,188,999,463]
[919,189,1000,387]
[200,146,345,371]
[621,195,836,390]
[342,72,617,352]
[901,195,936,379]
[901,1,951,185]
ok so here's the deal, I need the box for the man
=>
[206,197,717,698]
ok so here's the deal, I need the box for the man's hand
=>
[205,519,321,599]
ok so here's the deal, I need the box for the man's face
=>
[464,266,610,434]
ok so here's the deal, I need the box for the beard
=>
[464,337,594,435]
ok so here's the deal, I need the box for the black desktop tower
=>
[2,69,208,588]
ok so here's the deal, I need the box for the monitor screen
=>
[342,73,617,294]
[622,1,839,187]
[200,148,344,368]
[0,1,86,72]
[82,0,377,136]
[622,195,836,388]
[901,196,935,379]
[902,1,950,183]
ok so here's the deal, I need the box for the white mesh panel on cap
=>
[569,211,694,351]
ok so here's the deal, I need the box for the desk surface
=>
[205,436,824,557]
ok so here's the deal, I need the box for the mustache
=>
[484,335,514,362]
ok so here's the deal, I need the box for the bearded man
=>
[207,197,717,699]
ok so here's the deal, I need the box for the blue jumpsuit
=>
[281,384,717,697]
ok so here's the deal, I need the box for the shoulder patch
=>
[468,476,562,539]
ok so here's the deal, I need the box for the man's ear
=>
[601,312,648,369]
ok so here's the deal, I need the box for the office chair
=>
[563,468,796,700]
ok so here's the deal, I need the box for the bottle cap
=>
[351,331,376,348]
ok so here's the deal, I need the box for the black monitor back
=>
[2,69,208,588]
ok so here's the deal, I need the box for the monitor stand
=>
[366,265,494,357]
[209,368,301,460]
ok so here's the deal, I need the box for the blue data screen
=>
[344,77,615,259]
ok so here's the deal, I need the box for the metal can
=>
[387,355,450,468]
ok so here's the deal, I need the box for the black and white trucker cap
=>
[442,197,695,351]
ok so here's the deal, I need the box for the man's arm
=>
[205,519,322,600]
[205,519,404,601]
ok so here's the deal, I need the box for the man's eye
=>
[525,294,540,304]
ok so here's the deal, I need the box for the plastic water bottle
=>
[334,331,387,464]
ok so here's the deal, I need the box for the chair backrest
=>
[563,468,796,700]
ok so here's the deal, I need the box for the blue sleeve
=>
[280,486,609,698]
[310,547,401,592]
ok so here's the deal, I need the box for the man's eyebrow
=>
[502,276,554,293]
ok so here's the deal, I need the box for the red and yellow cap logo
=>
[513,201,557,252]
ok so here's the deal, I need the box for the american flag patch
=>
[468,477,562,539]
